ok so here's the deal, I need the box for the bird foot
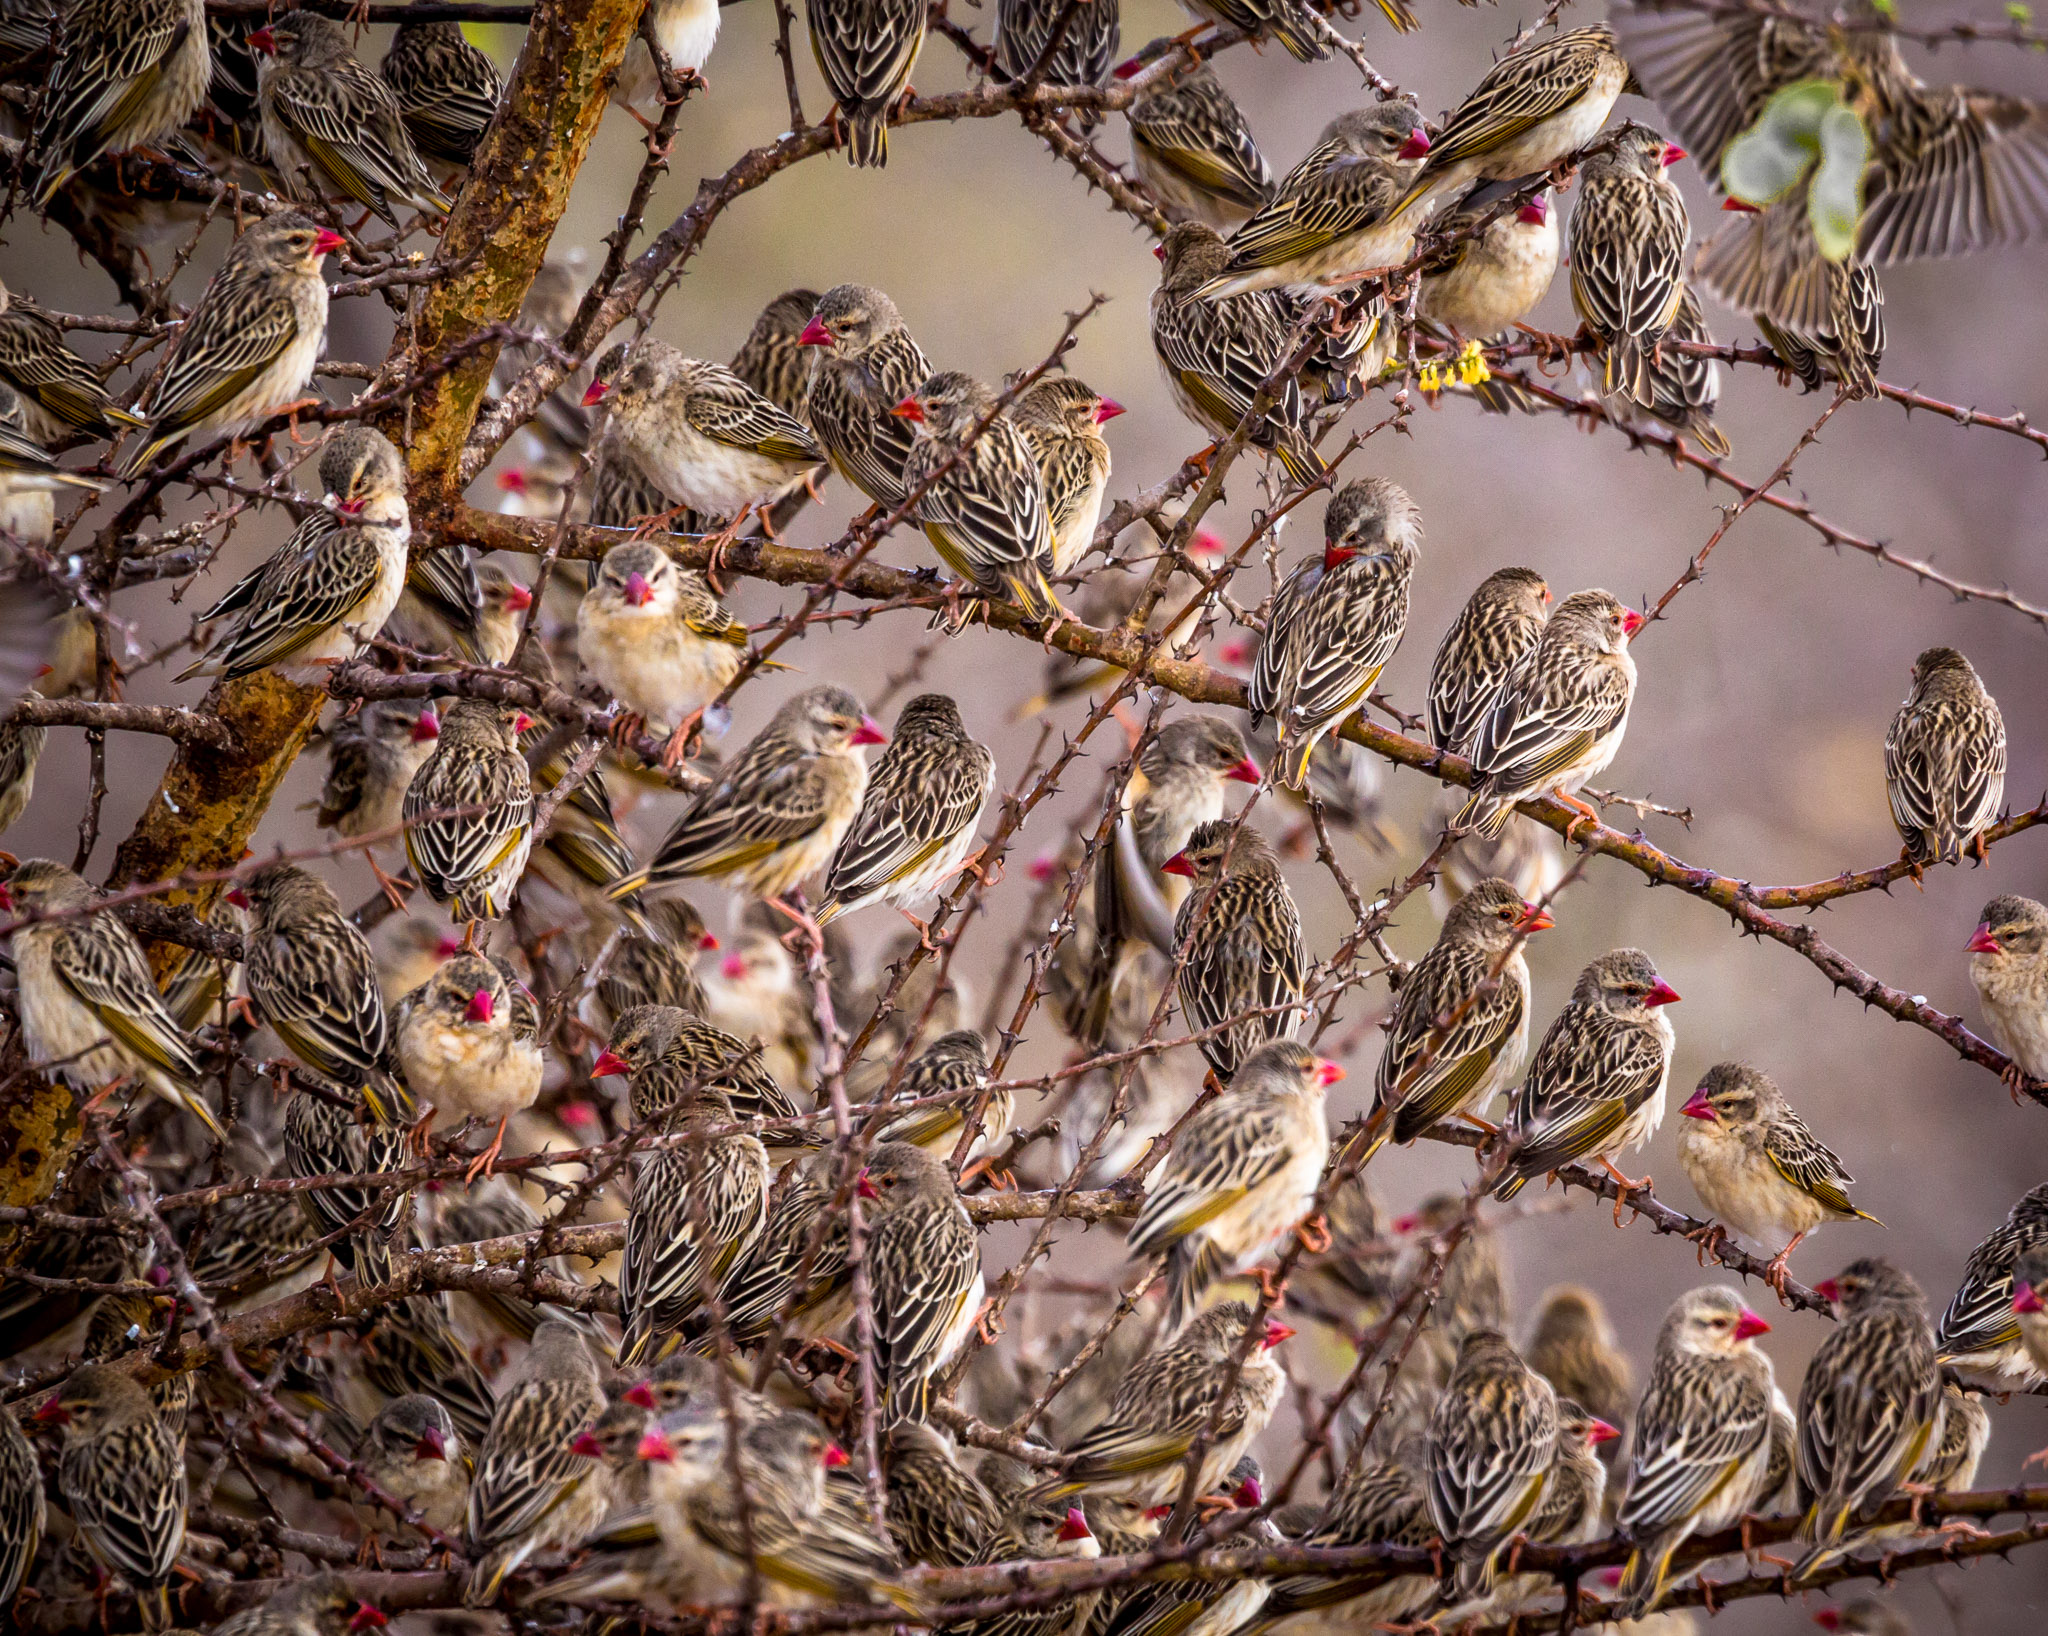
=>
[279,398,326,445]
[1253,1265,1289,1302]
[953,846,1004,889]
[766,895,825,961]
[609,710,648,749]
[464,1116,509,1182]
[1185,443,1217,477]
[973,1296,1004,1343]
[660,710,705,770]
[1294,1213,1332,1254]
[2023,1445,2048,1472]
[1685,1220,1730,1268]
[368,853,415,912]
[960,1155,1017,1191]
[1596,1156,1650,1225]
[1457,1112,1501,1135]
[899,909,941,953]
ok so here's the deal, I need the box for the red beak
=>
[1313,1059,1345,1087]
[1160,850,1195,878]
[637,1430,675,1463]
[1261,1319,1295,1349]
[625,1381,658,1408]
[890,397,924,422]
[1225,756,1262,785]
[0,883,13,914]
[1322,544,1358,572]
[1397,127,1431,160]
[503,583,534,612]
[1587,1417,1621,1445]
[1391,1213,1420,1235]
[850,716,888,746]
[698,930,720,951]
[1232,1475,1264,1508]
[497,468,528,493]
[247,25,275,52]
[2016,1283,2046,1315]
[624,571,653,606]
[557,1099,597,1131]
[1517,903,1554,933]
[1190,531,1227,558]
[1722,197,1762,213]
[435,936,462,959]
[1813,1612,1842,1631]
[798,316,833,348]
[1644,979,1681,1008]
[1813,1278,1842,1306]
[226,886,252,910]
[1152,244,1166,262]
[1141,1503,1174,1521]
[581,380,608,408]
[1968,923,2002,955]
[721,952,747,980]
[1095,398,1126,424]
[857,1170,880,1201]
[1517,196,1548,226]
[512,712,535,735]
[466,989,495,1023]
[414,1426,448,1461]
[1662,143,1686,167]
[32,1399,67,1424]
[1679,1088,1715,1121]
[412,706,441,743]
[570,1431,606,1459]
[822,1442,851,1468]
[1055,1507,1092,1543]
[1734,1308,1772,1341]
[1621,607,1647,637]
[1113,55,1143,80]
[591,1049,630,1078]
[350,1606,388,1633]
[337,496,365,517]
[307,231,348,264]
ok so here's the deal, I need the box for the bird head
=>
[1260,1319,1295,1350]
[625,1381,658,1408]
[413,1425,448,1462]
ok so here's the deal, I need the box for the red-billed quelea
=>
[27,0,209,206]
[615,0,719,120]
[1935,1181,2048,1389]
[864,1141,984,1419]
[1425,1328,1558,1601]
[0,1401,42,1607]
[873,1030,1011,1165]
[799,284,932,509]
[1420,183,1560,341]
[380,21,501,170]
[206,1572,385,1636]
[1011,375,1121,576]
[0,281,146,440]
[1967,894,2048,1090]
[403,698,535,930]
[1427,566,1551,760]
[1123,49,1273,230]
[395,952,545,1176]
[1162,820,1306,1082]
[1885,646,2005,870]
[1125,1039,1336,1329]
[1247,1454,1440,1635]
[806,0,926,166]
[357,1394,469,1540]
[592,1002,800,1132]
[1568,127,1691,408]
[883,1420,1001,1566]
[1171,0,1332,65]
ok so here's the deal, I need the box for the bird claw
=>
[660,710,705,770]
[899,909,941,953]
[464,1116,509,1182]
[1254,1265,1288,1302]
[368,853,415,913]
[1294,1213,1332,1254]
[1596,1156,1650,1225]
[973,1296,1004,1344]
[1685,1220,1730,1267]
[954,846,1004,890]
[609,710,647,749]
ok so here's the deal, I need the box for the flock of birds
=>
[1,0,2047,1632]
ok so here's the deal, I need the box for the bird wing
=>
[403,745,534,898]
[1378,943,1523,1137]
[1763,1115,1863,1220]
[1860,85,2048,265]
[259,928,389,1084]
[1157,290,1299,436]
[1246,557,1321,721]
[652,746,835,876]
[274,61,438,217]
[1422,30,1612,173]
[1471,651,1630,788]
[872,1203,980,1396]
[685,371,823,463]
[202,521,392,677]
[1798,1312,1940,1512]
[1568,173,1690,343]
[917,427,1054,578]
[1221,139,1394,271]
[1507,1004,1665,1173]
[1127,1092,1296,1254]
[1952,697,2008,839]
[1617,1356,1771,1533]
[61,1419,186,1582]
[1882,700,1940,842]
[1131,99,1271,211]
[0,308,131,429]
[1427,1388,1553,1541]
[36,0,193,175]
[826,740,991,905]
[48,920,200,1083]
[144,270,303,434]
[1936,1227,2028,1360]
[467,1382,598,1548]
[408,544,484,635]
[1280,552,1410,731]
[1173,873,1306,1046]
[807,0,926,107]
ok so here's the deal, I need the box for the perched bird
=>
[355,1292,499,1451]
[1389,25,1637,219]
[699,911,822,1093]
[27,0,210,206]
[36,1364,186,1629]
[1425,1329,1558,1600]
[1248,476,1418,789]
[1245,1454,1439,1636]
[597,900,717,1025]
[1465,1395,1614,1621]
[0,282,146,440]
[895,371,1062,627]
[1610,1287,1778,1619]
[1150,222,1325,489]
[1524,1286,1632,1455]
[431,1178,591,1349]
[1366,878,1547,1160]
[1049,1302,1290,1507]
[0,1394,45,1605]
[1494,948,1680,1204]
[317,699,439,841]
[0,700,46,837]
[123,213,342,474]
[1172,0,1332,64]
[282,1082,409,1279]
[1966,894,2048,1088]
[1568,128,1691,407]
[1628,284,1729,457]
[1125,1039,1335,1329]
[582,339,822,535]
[205,1572,381,1636]
[1912,1379,1987,1495]
[733,288,827,415]
[1123,51,1273,230]
[357,1394,468,1539]
[617,1084,770,1367]
[2010,1245,2048,1379]
[993,0,1118,119]
[863,1141,984,1418]
[1794,1259,1945,1583]
[1884,646,2006,869]
[1011,375,1121,575]
[381,20,501,168]
[1427,567,1551,760]
[403,698,535,927]
[1419,183,1560,341]
[394,953,545,1174]
[944,1502,1101,1636]
[612,0,719,117]
[1195,103,1432,299]
[592,1002,799,1133]
[818,692,994,929]
[1749,225,1887,401]
[883,1419,1001,1566]
[1934,1182,2048,1389]
[806,0,927,165]
[618,685,885,909]
[234,860,408,1122]
[465,1321,610,1605]
[248,12,446,226]
[1163,820,1306,1081]
[1434,789,1565,916]
[1677,1063,1878,1293]
[576,541,749,766]
[799,284,932,508]
[1454,588,1643,839]
[2,858,219,1137]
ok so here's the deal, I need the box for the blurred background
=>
[6,1,2048,1627]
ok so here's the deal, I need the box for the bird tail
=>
[1367,0,1420,31]
[171,1083,228,1142]
[1603,337,1655,405]
[121,428,178,479]
[606,867,652,901]
[1164,1235,1233,1333]
[813,896,846,927]
[1267,8,1333,60]
[467,1539,535,1607]
[1451,786,1513,840]
[1612,1538,1677,1621]
[1491,1169,1528,1203]
[360,1070,417,1128]
[1468,374,1545,416]
[1004,562,1065,628]
[1273,433,1327,490]
[845,106,889,168]
[616,1312,658,1370]
[137,1583,172,1632]
[1277,726,1319,792]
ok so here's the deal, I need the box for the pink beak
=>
[1680,1088,1716,1121]
[1621,607,1647,637]
[798,316,833,348]
[1814,1279,1842,1306]
[2016,1283,2046,1315]
[497,468,528,494]
[1095,398,1126,424]
[1160,850,1195,879]
[850,716,888,746]
[1226,756,1262,785]
[1734,1308,1772,1340]
[1323,543,1359,572]
[1392,1213,1419,1235]
[558,1100,598,1130]
[1190,531,1227,558]
[1587,1417,1621,1445]
[624,571,653,606]
[414,1426,447,1461]
[581,380,608,407]
[721,953,747,980]
[822,1442,851,1468]
[1662,143,1686,167]
[503,583,534,612]
[434,935,462,959]
[1813,1612,1842,1631]
[1153,244,1166,262]
[1262,1319,1295,1349]
[570,1431,605,1458]
[1313,1059,1345,1087]
[591,1049,630,1078]
[512,712,535,735]
[32,1399,67,1425]
[625,1381,658,1409]
[337,496,365,517]
[1232,1475,1264,1508]
[1644,979,1681,1008]
[1517,195,1549,226]
[698,930,720,951]
[312,229,347,258]
[1112,55,1143,80]
[857,1170,880,1201]
[1397,127,1431,161]
[247,25,276,52]
[1055,1507,1093,1543]
[412,707,441,743]
[637,1430,675,1463]
[1968,923,2002,955]
[350,1606,388,1633]
[890,397,924,422]
[1518,903,1554,933]
[1722,198,1762,213]
[226,886,252,910]
[466,989,494,1023]
[1217,640,1250,667]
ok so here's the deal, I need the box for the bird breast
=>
[1421,216,1560,336]
[10,932,127,1087]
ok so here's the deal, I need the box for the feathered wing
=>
[61,1418,186,1584]
[1217,137,1397,274]
[823,738,992,911]
[806,329,929,503]
[138,270,301,441]
[180,519,391,679]
[686,367,824,463]
[273,60,445,221]
[1499,1004,1666,1184]
[32,0,195,197]
[1246,558,1320,724]
[1155,290,1323,486]
[1764,1115,1871,1221]
[1131,92,1270,212]
[645,743,833,881]
[871,1202,980,1412]
[1174,873,1306,1073]
[404,746,534,901]
[1126,1099,1294,1258]
[49,920,201,1085]
[1796,1311,1941,1552]
[1376,942,1524,1143]
[468,1381,600,1552]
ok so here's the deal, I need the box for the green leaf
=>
[1721,80,1841,207]
[2008,2,2032,22]
[1869,0,1895,16]
[1809,102,1872,259]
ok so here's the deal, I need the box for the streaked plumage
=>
[27,0,209,206]
[250,12,446,226]
[2012,1247,2048,1379]
[1125,51,1272,230]
[0,697,46,838]
[733,287,826,415]
[1912,1380,1987,1495]
[1012,376,1119,575]
[395,952,545,1134]
[282,1082,408,1279]
[1494,948,1679,1201]
[1248,476,1417,789]
[993,0,1118,124]
[1524,1285,1632,1458]
[1173,0,1329,65]
[1425,1329,1558,1600]
[1247,1454,1438,1636]
[884,1419,1001,1565]
[317,699,439,839]
[381,20,500,166]
[0,1395,45,1606]
[1967,894,2048,1085]
[357,1394,468,1538]
[864,1141,984,1418]
[1629,284,1729,456]
[1427,566,1550,759]
[1935,1181,2048,1389]
[0,404,105,550]
[1793,1259,1944,1583]
[872,1031,1010,1163]
[1568,127,1691,406]
[594,1002,800,1133]
[123,213,340,475]
[807,0,926,166]
[3,857,220,1138]
[700,910,822,1093]
[944,1501,1100,1636]
[518,697,647,922]
[403,698,534,924]
[799,284,931,507]
[1884,646,2005,868]
[1454,588,1642,839]
[0,283,145,440]
[1750,225,1887,401]
[1150,222,1325,489]
[205,1572,371,1636]
[1164,820,1305,1080]
[357,1292,498,1450]
[576,541,748,764]
[1419,182,1560,339]
[1126,1039,1332,1330]
[598,900,716,1025]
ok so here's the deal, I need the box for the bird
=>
[1243,1453,1439,1636]
[402,697,535,930]
[1163,820,1306,1082]
[2011,1246,2048,1381]
[122,213,342,474]
[429,1177,593,1350]
[1911,1379,1987,1496]
[614,0,720,119]
[1523,1285,1632,1457]
[1453,588,1643,840]
[1418,182,1560,343]
[617,684,885,916]
[590,1002,801,1134]
[895,371,1063,628]
[356,1394,469,1539]
[596,900,717,1026]
[806,0,927,166]
[0,402,107,561]
[1011,375,1121,576]
[817,691,995,931]
[232,859,410,1123]
[1745,214,1887,400]
[1609,0,2048,332]
[1456,1395,1613,1623]
[1125,1039,1335,1330]
[883,1419,1001,1565]
[516,701,651,935]
[1427,567,1551,760]
[282,1082,409,1281]
[699,911,823,1093]
[1628,284,1730,457]
[1048,1302,1290,1508]
[0,281,147,440]
[1150,222,1326,488]
[1424,1328,1559,1601]
[732,287,826,414]
[1967,894,2048,1091]
[1610,1286,1779,1619]
[1934,1181,2048,1389]
[36,1364,187,1630]
[26,0,210,206]
[1171,0,1334,64]
[0,698,45,838]
[248,12,447,226]
[992,0,1119,121]
[576,541,751,767]
[1195,103,1432,300]
[582,339,823,538]
[464,1320,610,1605]
[380,20,501,169]
[394,952,545,1175]
[1248,476,1419,789]
[617,1083,771,1366]
[944,1500,1101,1636]
[351,1291,499,1454]
[1676,1062,1879,1294]
[1366,877,1549,1162]
[0,1392,44,1606]
[317,699,440,842]
[1493,948,1680,1206]
[1884,646,2006,869]
[798,284,932,510]
[1122,49,1272,230]
[2,857,221,1138]
[204,1572,385,1636]
[863,1140,985,1418]
[1567,127,1691,407]
[1793,1258,1945,1583]
[1389,24,1637,220]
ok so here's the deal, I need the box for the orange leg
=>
[659,708,705,771]
[465,1116,509,1182]
[1596,1156,1651,1226]
[1294,1213,1332,1254]
[368,850,414,912]
[1761,1228,1809,1297]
